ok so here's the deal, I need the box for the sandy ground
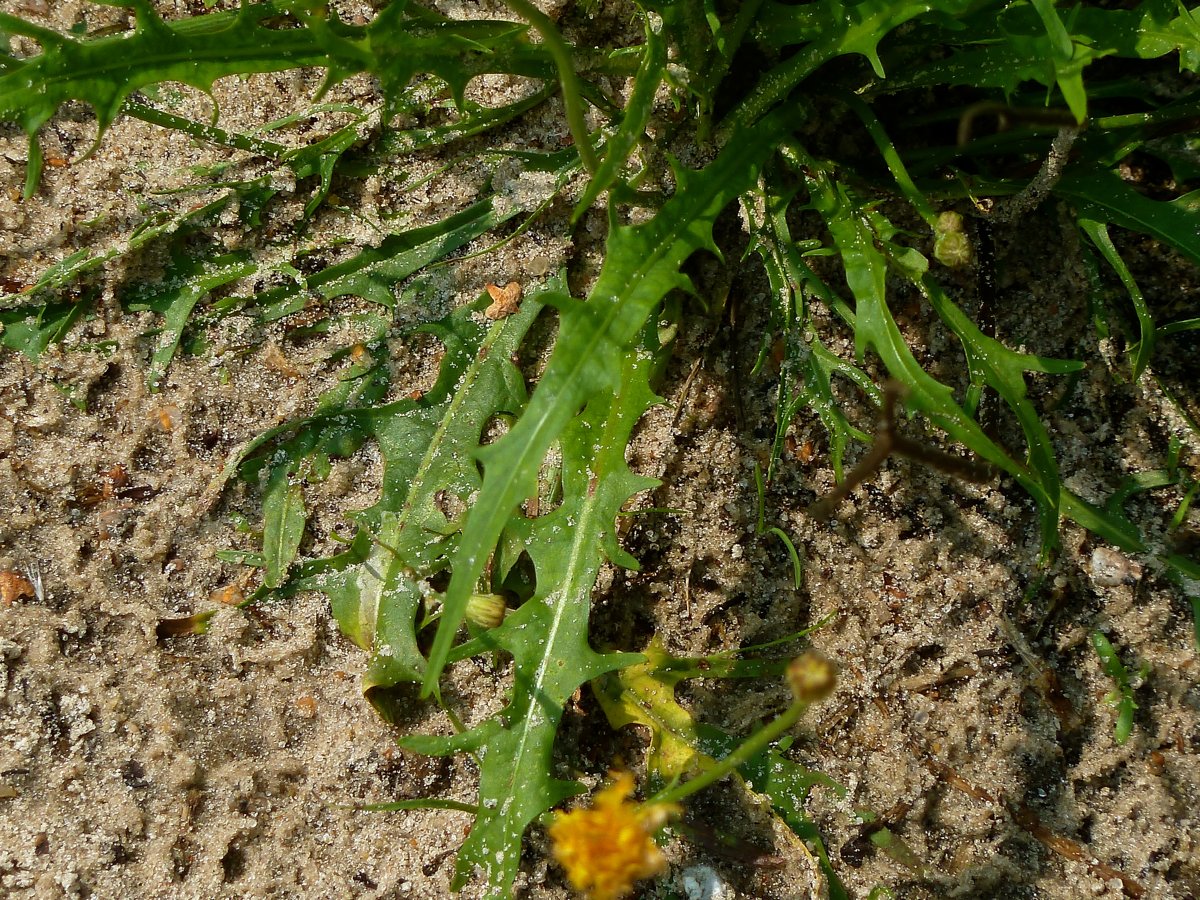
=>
[2,1,1199,898]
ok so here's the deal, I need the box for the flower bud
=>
[465,593,507,629]
[933,210,972,268]
[787,651,837,703]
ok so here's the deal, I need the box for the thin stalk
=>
[650,701,806,806]
[501,0,597,173]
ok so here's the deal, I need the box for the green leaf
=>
[367,84,556,160]
[261,466,306,589]
[215,349,390,501]
[1056,169,1200,268]
[719,0,977,139]
[215,549,264,567]
[751,0,828,49]
[1078,218,1155,380]
[1,196,233,312]
[0,298,88,361]
[327,524,429,700]
[211,196,547,498]
[424,111,791,694]
[1145,0,1200,70]
[125,248,254,391]
[1091,631,1139,744]
[1163,554,1200,649]
[0,1,557,192]
[1058,490,1147,556]
[743,183,875,481]
[404,329,662,895]
[1030,0,1089,121]
[804,163,1079,556]
[313,199,515,307]
[571,17,666,221]
[245,196,520,319]
[0,2,325,194]
[919,273,1085,541]
[253,284,549,708]
[883,1,1199,99]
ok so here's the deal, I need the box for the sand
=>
[2,1,1198,898]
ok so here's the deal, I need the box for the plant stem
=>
[501,0,597,173]
[649,700,806,806]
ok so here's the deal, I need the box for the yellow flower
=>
[549,772,677,900]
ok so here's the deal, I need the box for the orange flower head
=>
[549,772,677,900]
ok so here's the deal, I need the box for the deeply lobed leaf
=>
[404,332,660,893]
[0,0,554,192]
[253,286,549,704]
[422,111,792,692]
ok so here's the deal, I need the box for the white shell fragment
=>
[1090,547,1144,587]
[681,864,734,900]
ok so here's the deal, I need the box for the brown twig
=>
[912,742,1145,897]
[957,101,1080,147]
[809,382,991,520]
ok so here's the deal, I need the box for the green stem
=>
[650,700,806,806]
[501,0,597,173]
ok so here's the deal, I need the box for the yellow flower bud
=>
[465,593,507,629]
[787,651,837,703]
[933,210,973,267]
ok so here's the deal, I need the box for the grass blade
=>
[262,466,306,589]
[1078,218,1155,380]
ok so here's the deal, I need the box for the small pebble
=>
[681,864,733,900]
[1090,547,1143,587]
